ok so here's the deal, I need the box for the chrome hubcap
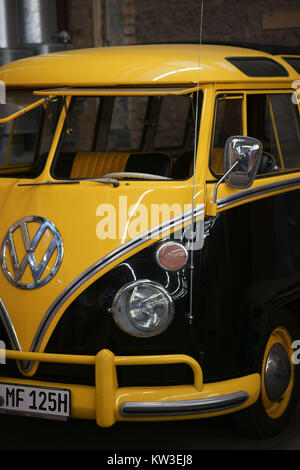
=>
[264,342,291,402]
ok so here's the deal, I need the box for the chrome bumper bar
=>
[119,391,249,417]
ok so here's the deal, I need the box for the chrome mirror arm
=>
[213,158,241,204]
[207,153,246,217]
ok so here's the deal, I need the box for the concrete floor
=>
[1,403,300,451]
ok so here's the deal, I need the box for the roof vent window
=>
[226,57,289,77]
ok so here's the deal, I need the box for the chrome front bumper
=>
[119,391,250,417]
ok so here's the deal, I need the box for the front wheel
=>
[232,311,299,438]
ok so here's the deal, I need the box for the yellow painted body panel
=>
[0,178,203,354]
[0,45,299,88]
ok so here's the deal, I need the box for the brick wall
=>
[67,0,300,49]
[68,0,94,48]
[135,0,300,47]
[67,0,136,48]
[104,0,136,46]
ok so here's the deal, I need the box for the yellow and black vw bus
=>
[0,44,300,437]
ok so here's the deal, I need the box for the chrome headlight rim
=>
[111,279,175,337]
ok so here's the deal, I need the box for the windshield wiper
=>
[18,180,79,186]
[84,178,120,187]
[18,178,120,187]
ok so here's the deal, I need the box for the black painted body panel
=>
[195,189,300,380]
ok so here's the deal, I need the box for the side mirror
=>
[206,135,263,217]
[224,136,263,189]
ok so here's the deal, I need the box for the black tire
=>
[231,310,299,438]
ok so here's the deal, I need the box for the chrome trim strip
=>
[119,391,249,417]
[22,205,204,372]
[0,297,21,352]
[217,176,300,210]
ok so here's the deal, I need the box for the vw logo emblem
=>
[0,216,63,290]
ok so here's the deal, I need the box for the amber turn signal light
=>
[155,241,188,271]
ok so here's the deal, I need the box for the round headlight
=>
[111,280,174,337]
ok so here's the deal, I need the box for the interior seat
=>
[70,151,172,179]
[70,152,130,179]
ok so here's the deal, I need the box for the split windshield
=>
[52,93,202,181]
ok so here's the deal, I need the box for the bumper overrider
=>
[0,348,260,426]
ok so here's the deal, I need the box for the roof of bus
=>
[0,44,299,88]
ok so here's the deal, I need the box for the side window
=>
[0,95,61,177]
[247,94,281,175]
[247,93,300,175]
[0,106,42,166]
[270,94,300,171]
[210,97,243,176]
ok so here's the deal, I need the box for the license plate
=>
[0,382,70,420]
